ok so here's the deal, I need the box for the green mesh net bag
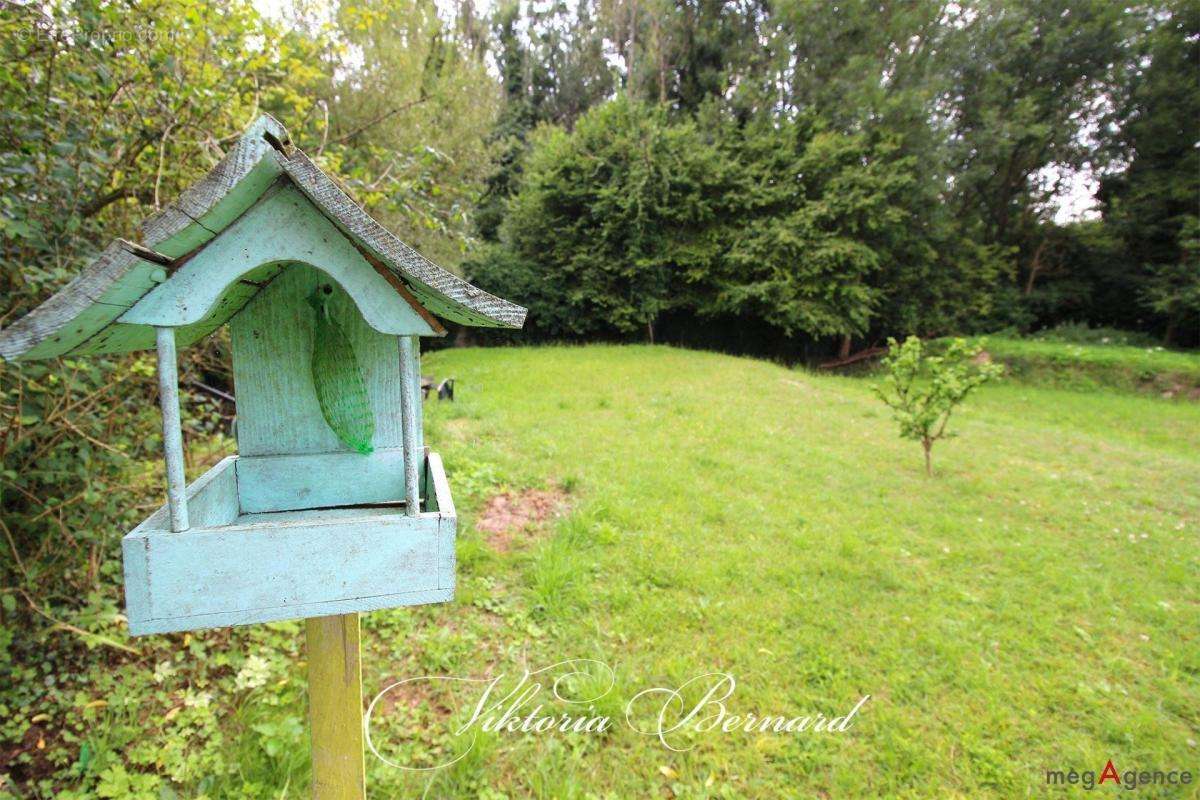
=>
[309,287,375,454]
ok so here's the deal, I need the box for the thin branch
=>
[18,589,141,656]
[0,515,28,581]
[327,98,427,147]
[153,122,175,210]
[59,417,129,458]
[79,186,152,218]
[189,379,235,404]
[316,99,330,156]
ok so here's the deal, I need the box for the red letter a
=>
[1099,760,1121,784]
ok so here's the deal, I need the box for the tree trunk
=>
[923,438,933,476]
[647,318,655,344]
[1023,239,1047,296]
[838,334,852,360]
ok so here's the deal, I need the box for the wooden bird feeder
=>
[0,115,525,797]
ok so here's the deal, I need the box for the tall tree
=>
[1099,1,1200,344]
[943,0,1133,306]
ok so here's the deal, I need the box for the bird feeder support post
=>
[306,613,366,800]
[399,335,421,517]
[154,326,189,532]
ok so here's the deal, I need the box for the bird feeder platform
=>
[122,448,456,634]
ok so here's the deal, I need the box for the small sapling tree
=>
[873,336,1003,476]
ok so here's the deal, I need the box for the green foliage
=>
[309,0,502,266]
[472,97,728,339]
[473,0,1192,349]
[874,337,1004,475]
[473,98,1003,344]
[0,1,502,795]
[711,120,924,338]
[1100,1,1200,345]
[981,334,1200,396]
[1027,322,1158,348]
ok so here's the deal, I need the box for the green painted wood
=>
[234,449,409,514]
[426,450,457,591]
[2,241,167,360]
[132,455,240,533]
[122,451,457,634]
[141,115,289,258]
[155,327,189,532]
[124,509,445,627]
[230,265,404,457]
[278,149,527,329]
[2,114,527,363]
[399,336,422,516]
[310,289,376,454]
[122,184,437,337]
[306,613,367,800]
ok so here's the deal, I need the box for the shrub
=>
[873,337,1003,475]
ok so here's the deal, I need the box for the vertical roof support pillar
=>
[155,326,189,532]
[398,335,422,517]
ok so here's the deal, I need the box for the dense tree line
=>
[468,0,1199,353]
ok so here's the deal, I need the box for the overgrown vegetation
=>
[0,2,499,795]
[982,336,1200,397]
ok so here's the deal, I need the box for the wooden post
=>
[307,613,366,800]
[398,335,421,517]
[155,326,189,532]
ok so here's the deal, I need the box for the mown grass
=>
[348,344,1200,799]
[980,336,1200,396]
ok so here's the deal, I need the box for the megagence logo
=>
[1046,760,1193,791]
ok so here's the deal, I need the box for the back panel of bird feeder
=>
[229,264,423,513]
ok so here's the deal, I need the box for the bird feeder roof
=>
[0,115,526,362]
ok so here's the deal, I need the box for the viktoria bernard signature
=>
[364,659,870,770]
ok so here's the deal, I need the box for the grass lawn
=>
[350,344,1200,799]
[980,336,1200,396]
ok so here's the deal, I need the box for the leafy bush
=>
[471,97,729,341]
[873,337,1003,475]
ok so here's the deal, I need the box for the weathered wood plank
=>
[140,115,289,257]
[2,114,526,365]
[0,240,166,360]
[131,455,240,533]
[122,184,437,337]
[427,451,457,591]
[307,614,366,800]
[229,265,406,457]
[123,452,456,634]
[399,336,422,517]
[125,587,453,636]
[125,511,442,626]
[234,448,409,514]
[277,150,527,329]
[155,327,189,532]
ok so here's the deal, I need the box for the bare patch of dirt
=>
[476,487,568,552]
[374,674,453,719]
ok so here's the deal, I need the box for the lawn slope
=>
[353,345,1199,799]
